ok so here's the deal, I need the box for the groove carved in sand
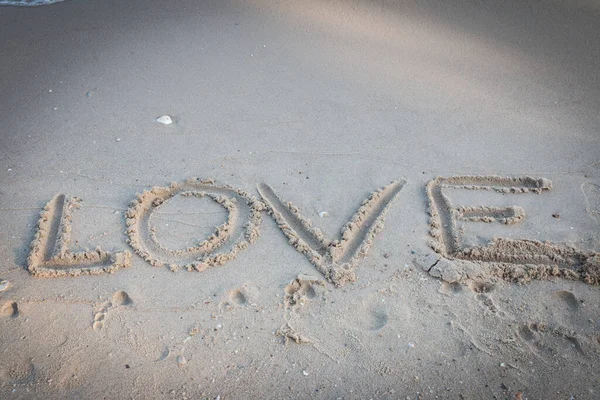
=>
[126,178,263,272]
[258,180,406,286]
[582,182,600,222]
[427,176,600,285]
[27,194,131,277]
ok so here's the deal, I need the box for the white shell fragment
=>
[0,280,9,292]
[318,211,329,218]
[177,355,187,366]
[156,115,173,125]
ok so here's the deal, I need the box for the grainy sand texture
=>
[1,0,600,399]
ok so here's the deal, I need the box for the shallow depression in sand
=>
[149,194,228,252]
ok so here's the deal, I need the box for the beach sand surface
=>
[1,0,600,398]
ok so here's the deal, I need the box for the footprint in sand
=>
[468,281,496,294]
[476,294,500,315]
[517,322,585,357]
[1,301,18,318]
[93,290,133,331]
[284,275,323,308]
[563,335,586,355]
[365,307,389,331]
[225,283,260,308]
[468,281,503,316]
[229,289,248,306]
[438,281,463,296]
[552,290,580,311]
[517,323,536,342]
[353,300,389,331]
[516,323,555,358]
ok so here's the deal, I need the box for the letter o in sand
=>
[125,178,263,272]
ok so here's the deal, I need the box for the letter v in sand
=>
[258,180,406,286]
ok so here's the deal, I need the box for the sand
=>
[1,0,600,398]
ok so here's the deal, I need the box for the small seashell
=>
[302,370,309,376]
[0,280,9,292]
[318,211,328,218]
[177,355,187,366]
[156,115,173,125]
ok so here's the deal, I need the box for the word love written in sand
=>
[27,177,599,286]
